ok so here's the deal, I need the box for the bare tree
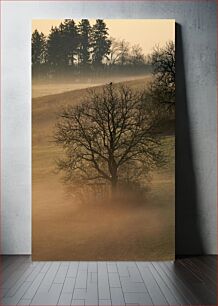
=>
[54,84,164,192]
[117,39,130,66]
[108,38,130,66]
[129,44,145,66]
[108,37,121,65]
[148,41,175,109]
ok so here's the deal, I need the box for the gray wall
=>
[1,1,217,255]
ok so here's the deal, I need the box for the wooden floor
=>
[0,256,216,305]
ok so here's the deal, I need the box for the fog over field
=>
[32,77,175,260]
[32,75,150,98]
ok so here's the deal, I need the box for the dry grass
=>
[32,76,175,261]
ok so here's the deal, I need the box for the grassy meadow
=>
[32,76,175,261]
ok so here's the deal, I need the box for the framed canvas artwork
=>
[32,19,175,260]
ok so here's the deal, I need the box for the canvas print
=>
[32,19,175,260]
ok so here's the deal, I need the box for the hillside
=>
[32,76,175,260]
[32,75,152,98]
[32,76,152,145]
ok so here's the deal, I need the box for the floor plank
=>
[0,256,216,305]
[145,262,179,305]
[152,262,192,304]
[137,263,168,305]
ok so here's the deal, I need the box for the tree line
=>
[32,19,150,78]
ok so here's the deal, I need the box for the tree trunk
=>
[109,154,118,193]
[111,176,118,192]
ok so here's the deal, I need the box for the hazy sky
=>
[32,19,175,55]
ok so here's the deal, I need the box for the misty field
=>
[32,75,151,98]
[32,77,175,261]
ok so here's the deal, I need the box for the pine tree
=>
[47,20,79,68]
[47,26,63,66]
[91,19,111,66]
[32,30,47,65]
[62,19,79,66]
[78,19,92,66]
